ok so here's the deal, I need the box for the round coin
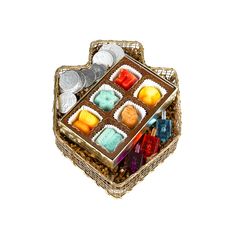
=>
[58,92,77,114]
[59,70,81,93]
[92,50,114,67]
[81,68,96,88]
[100,49,116,64]
[74,70,86,92]
[90,63,107,81]
[99,44,125,63]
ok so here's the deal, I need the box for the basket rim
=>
[54,129,181,188]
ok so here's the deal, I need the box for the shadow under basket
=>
[53,40,182,198]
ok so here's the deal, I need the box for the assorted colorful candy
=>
[138,86,161,107]
[94,90,120,111]
[59,49,176,170]
[114,69,138,90]
[120,105,140,129]
[73,110,100,135]
[96,128,124,152]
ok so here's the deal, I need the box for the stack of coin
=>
[57,43,125,114]
[92,43,125,68]
[99,43,125,64]
[58,70,86,114]
[91,63,107,81]
[81,68,96,88]
[77,64,108,88]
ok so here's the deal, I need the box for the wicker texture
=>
[53,40,181,198]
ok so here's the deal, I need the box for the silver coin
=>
[74,70,86,92]
[100,49,116,64]
[99,44,125,63]
[90,63,107,81]
[81,68,96,88]
[59,70,79,92]
[92,50,114,67]
[59,70,82,93]
[58,92,77,114]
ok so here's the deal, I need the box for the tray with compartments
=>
[59,55,177,169]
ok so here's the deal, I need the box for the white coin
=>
[81,68,96,88]
[91,63,107,81]
[58,92,77,114]
[100,49,116,63]
[99,44,125,63]
[59,70,81,93]
[92,50,114,67]
[73,70,86,93]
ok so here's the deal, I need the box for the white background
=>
[0,0,235,235]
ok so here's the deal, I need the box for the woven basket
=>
[53,40,182,198]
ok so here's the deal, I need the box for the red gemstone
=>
[114,69,138,90]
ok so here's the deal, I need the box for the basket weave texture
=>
[53,40,181,198]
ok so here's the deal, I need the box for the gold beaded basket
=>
[53,40,181,198]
